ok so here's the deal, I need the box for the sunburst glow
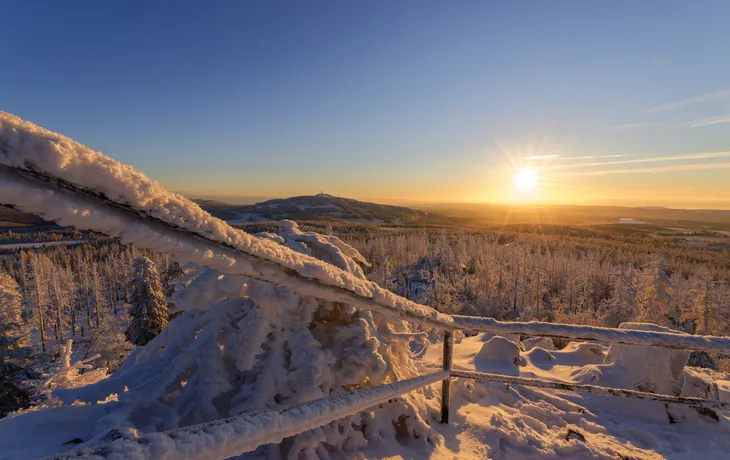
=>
[514,169,538,192]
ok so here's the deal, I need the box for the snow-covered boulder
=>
[523,336,556,351]
[524,346,556,364]
[554,342,606,366]
[682,367,720,400]
[477,332,523,348]
[471,336,524,375]
[605,322,689,396]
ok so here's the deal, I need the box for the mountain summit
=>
[195,194,429,224]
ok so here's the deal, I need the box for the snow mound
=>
[524,346,557,364]
[523,336,556,351]
[554,342,606,366]
[606,323,689,396]
[471,336,523,375]
[682,367,721,400]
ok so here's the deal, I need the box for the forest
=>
[2,218,730,420]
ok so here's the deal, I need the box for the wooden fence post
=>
[441,329,453,423]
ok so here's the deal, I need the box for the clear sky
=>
[1,1,729,208]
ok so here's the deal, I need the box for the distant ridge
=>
[195,194,432,224]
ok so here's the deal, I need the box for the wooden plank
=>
[441,329,453,424]
[51,371,450,460]
[451,315,730,353]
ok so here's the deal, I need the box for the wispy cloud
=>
[610,122,669,131]
[523,154,627,162]
[647,89,730,114]
[547,161,730,177]
[558,155,626,160]
[537,151,730,173]
[689,114,730,128]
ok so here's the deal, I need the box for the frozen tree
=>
[162,260,185,298]
[50,266,71,340]
[91,264,107,328]
[0,272,27,351]
[602,264,636,328]
[27,254,53,352]
[87,316,134,373]
[686,275,720,335]
[45,340,104,390]
[635,254,673,327]
[126,256,168,346]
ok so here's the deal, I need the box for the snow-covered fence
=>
[49,371,449,460]
[4,112,730,459]
[451,315,730,353]
[450,368,730,411]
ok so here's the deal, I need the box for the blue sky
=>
[1,1,729,206]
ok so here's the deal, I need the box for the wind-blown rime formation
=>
[0,112,441,458]
[53,221,438,458]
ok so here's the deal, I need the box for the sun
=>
[514,169,538,192]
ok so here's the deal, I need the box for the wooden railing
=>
[53,315,730,460]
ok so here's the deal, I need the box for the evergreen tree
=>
[635,254,673,327]
[126,256,168,346]
[27,254,53,352]
[162,260,185,298]
[0,272,27,351]
[0,271,34,417]
[687,275,720,335]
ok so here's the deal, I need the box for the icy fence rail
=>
[49,372,450,460]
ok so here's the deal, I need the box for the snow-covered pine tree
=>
[0,271,27,351]
[27,253,53,352]
[635,254,673,327]
[0,271,35,417]
[53,221,437,458]
[91,264,107,328]
[686,275,720,335]
[602,264,636,328]
[126,256,168,346]
[162,260,184,298]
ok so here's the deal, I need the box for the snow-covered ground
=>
[3,334,730,459]
[390,333,730,459]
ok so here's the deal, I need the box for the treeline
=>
[0,240,179,416]
[0,227,95,245]
[347,228,730,338]
[0,241,179,361]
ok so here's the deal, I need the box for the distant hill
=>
[0,205,56,228]
[415,202,730,231]
[195,194,435,225]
